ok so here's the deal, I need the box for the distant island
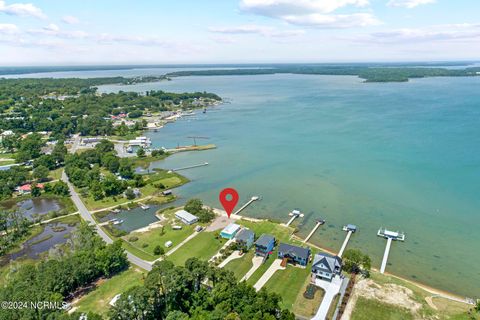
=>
[165,65,480,83]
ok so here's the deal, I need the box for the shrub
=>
[154,245,164,255]
[129,236,139,242]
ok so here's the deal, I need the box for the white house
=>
[175,209,198,225]
[311,253,342,282]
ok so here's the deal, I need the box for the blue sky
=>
[0,0,479,65]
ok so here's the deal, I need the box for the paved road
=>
[62,170,153,271]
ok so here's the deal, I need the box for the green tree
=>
[31,183,41,197]
[153,245,165,256]
[184,198,203,215]
[15,133,45,162]
[51,140,67,165]
[109,286,156,320]
[33,165,49,181]
[95,139,115,153]
[343,249,371,275]
[52,181,70,196]
[125,188,136,200]
[90,181,104,200]
[137,147,146,157]
[102,174,125,196]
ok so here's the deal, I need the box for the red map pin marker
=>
[219,188,239,218]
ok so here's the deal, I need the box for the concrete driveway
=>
[312,275,343,320]
[218,250,243,268]
[241,256,264,281]
[253,259,285,291]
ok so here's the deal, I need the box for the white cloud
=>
[387,0,435,9]
[209,24,305,37]
[354,24,480,43]
[239,0,379,28]
[0,0,46,19]
[240,0,369,15]
[28,23,88,39]
[62,15,80,25]
[0,23,19,34]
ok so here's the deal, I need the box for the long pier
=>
[171,162,208,171]
[380,237,392,274]
[285,215,297,227]
[234,196,260,215]
[304,221,322,243]
[378,228,405,274]
[338,231,352,258]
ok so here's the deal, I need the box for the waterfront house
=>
[220,223,241,239]
[235,229,255,249]
[255,234,275,257]
[311,253,342,281]
[277,243,311,266]
[175,209,198,225]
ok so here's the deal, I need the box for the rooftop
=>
[175,209,198,222]
[256,234,275,247]
[235,228,254,242]
[222,223,241,235]
[278,243,310,260]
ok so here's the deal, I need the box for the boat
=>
[111,209,120,214]
[113,219,124,225]
[140,204,150,210]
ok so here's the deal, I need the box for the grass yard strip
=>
[75,267,145,316]
[167,231,226,266]
[224,250,254,280]
[239,220,293,244]
[351,297,414,320]
[121,240,157,261]
[126,224,195,256]
[263,265,311,311]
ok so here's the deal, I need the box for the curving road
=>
[64,137,153,271]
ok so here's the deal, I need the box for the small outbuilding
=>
[220,223,241,239]
[175,209,198,225]
[235,228,255,249]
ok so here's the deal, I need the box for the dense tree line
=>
[0,78,221,139]
[109,258,295,320]
[0,223,128,320]
[166,65,480,83]
[65,140,143,200]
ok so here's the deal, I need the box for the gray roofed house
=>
[235,229,255,249]
[311,253,342,281]
[278,243,311,266]
[255,234,275,257]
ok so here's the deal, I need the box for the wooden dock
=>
[171,162,208,171]
[380,237,392,274]
[304,221,322,243]
[338,230,353,258]
[234,196,260,215]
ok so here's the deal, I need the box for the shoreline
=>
[136,93,475,305]
[212,208,472,305]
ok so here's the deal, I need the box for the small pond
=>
[0,222,77,266]
[1,197,65,221]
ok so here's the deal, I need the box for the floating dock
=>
[338,224,357,257]
[285,209,304,227]
[233,196,260,215]
[171,162,209,172]
[378,228,405,274]
[303,219,325,243]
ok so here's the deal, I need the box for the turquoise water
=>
[100,74,480,297]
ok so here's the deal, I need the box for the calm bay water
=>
[99,73,480,297]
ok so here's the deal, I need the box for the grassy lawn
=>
[48,168,63,180]
[263,265,312,311]
[126,224,195,256]
[75,267,145,316]
[167,231,226,266]
[351,297,414,320]
[0,159,15,166]
[121,240,156,261]
[293,279,325,318]
[238,220,294,244]
[224,250,254,280]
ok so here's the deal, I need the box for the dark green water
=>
[102,73,480,297]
